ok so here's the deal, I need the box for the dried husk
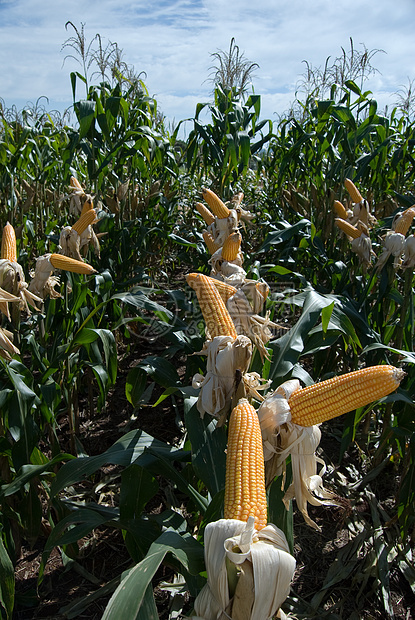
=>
[192,335,252,420]
[192,517,296,620]
[29,254,61,299]
[0,260,42,313]
[376,231,406,271]
[258,379,338,530]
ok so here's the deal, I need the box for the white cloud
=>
[1,0,414,125]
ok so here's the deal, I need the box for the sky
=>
[1,0,415,134]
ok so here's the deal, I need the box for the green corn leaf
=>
[120,464,159,562]
[184,400,227,497]
[76,100,96,138]
[101,530,204,620]
[0,536,14,620]
[125,366,148,407]
[268,289,335,384]
[50,429,189,497]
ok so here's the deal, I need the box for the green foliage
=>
[2,55,415,620]
[184,84,272,195]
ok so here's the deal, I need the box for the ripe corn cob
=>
[335,218,362,239]
[221,232,241,262]
[80,196,94,217]
[186,272,237,339]
[255,281,269,301]
[195,202,215,226]
[1,223,17,263]
[333,200,349,220]
[70,176,83,190]
[202,187,230,219]
[224,399,268,530]
[211,278,238,304]
[394,206,415,235]
[72,208,97,235]
[49,253,96,274]
[202,231,220,255]
[344,178,363,203]
[289,365,405,427]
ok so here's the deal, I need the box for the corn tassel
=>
[186,272,237,339]
[202,231,220,255]
[224,399,268,530]
[289,365,405,427]
[195,202,215,226]
[221,232,242,262]
[72,208,97,235]
[344,178,363,203]
[333,200,349,219]
[1,223,17,263]
[49,253,96,274]
[394,206,415,235]
[335,218,362,239]
[202,187,230,219]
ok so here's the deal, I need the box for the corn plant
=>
[184,84,272,196]
[2,54,415,618]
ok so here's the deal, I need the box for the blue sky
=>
[1,0,415,131]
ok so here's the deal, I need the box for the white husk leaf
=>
[257,380,338,530]
[376,231,405,270]
[28,254,61,299]
[239,281,269,314]
[192,518,296,620]
[278,424,336,530]
[210,262,247,287]
[68,188,84,215]
[0,327,20,360]
[0,287,20,321]
[0,260,42,313]
[78,225,101,258]
[192,335,252,419]
[207,209,239,247]
[349,199,376,228]
[350,233,373,267]
[226,289,283,362]
[402,235,415,270]
[59,226,83,262]
[209,243,247,287]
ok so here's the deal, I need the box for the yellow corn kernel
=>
[195,202,215,226]
[224,399,268,530]
[394,206,415,235]
[221,232,241,262]
[344,178,363,203]
[49,253,96,274]
[1,223,17,263]
[186,272,237,339]
[70,176,83,191]
[80,196,94,217]
[335,218,362,239]
[203,231,220,255]
[202,187,230,219]
[333,200,349,219]
[256,281,269,301]
[72,208,97,235]
[289,365,405,427]
[210,278,237,304]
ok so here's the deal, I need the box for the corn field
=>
[0,67,415,620]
